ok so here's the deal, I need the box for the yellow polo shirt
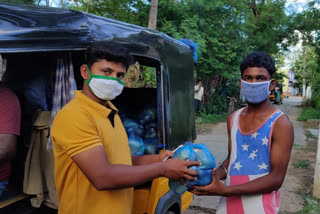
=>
[51,91,133,214]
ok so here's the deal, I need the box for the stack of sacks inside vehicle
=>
[121,108,159,156]
[169,142,216,194]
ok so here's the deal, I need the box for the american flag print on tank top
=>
[217,107,284,214]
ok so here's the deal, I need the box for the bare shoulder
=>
[273,113,294,145]
[274,114,293,130]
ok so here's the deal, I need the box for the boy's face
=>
[241,67,270,82]
[240,67,276,91]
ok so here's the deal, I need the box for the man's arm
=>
[0,134,17,164]
[72,146,200,191]
[132,150,174,165]
[190,114,294,196]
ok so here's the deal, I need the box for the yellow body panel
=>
[181,191,193,212]
[147,177,170,213]
[132,177,193,214]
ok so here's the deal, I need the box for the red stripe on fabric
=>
[226,196,245,214]
[262,191,279,214]
[226,176,250,214]
[229,175,250,185]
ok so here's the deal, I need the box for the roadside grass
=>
[297,191,320,214]
[195,113,227,134]
[293,160,313,170]
[200,112,228,123]
[293,144,307,151]
[297,107,320,121]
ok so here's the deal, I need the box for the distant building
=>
[280,69,298,96]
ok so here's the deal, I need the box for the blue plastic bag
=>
[169,142,216,195]
[137,108,156,125]
[127,129,145,156]
[144,138,158,155]
[122,117,145,138]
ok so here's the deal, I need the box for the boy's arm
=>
[190,114,294,196]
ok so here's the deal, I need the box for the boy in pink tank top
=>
[190,52,294,214]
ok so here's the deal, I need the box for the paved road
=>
[184,96,305,214]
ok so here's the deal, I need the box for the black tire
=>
[165,211,176,214]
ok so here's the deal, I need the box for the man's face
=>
[198,81,202,86]
[83,59,126,82]
[240,66,276,92]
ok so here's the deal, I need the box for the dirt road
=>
[184,96,318,214]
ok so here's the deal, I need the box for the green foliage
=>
[201,95,228,115]
[9,0,313,114]
[293,160,313,170]
[297,107,320,121]
[199,112,227,124]
[125,63,156,88]
[297,191,320,214]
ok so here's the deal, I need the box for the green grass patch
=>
[293,160,313,170]
[297,107,320,121]
[199,112,227,123]
[297,191,320,214]
[293,144,306,151]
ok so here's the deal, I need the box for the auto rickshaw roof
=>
[0,2,191,61]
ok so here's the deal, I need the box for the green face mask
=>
[85,65,124,100]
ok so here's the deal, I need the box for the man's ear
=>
[269,79,276,91]
[80,64,90,80]
[239,79,242,90]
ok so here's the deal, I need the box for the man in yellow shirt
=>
[51,41,199,214]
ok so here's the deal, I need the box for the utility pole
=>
[148,0,158,29]
[303,47,306,98]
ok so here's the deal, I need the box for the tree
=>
[148,0,158,29]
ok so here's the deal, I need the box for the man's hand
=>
[159,150,174,161]
[162,159,200,184]
[189,168,228,196]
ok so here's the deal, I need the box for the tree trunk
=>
[86,0,91,13]
[148,0,158,29]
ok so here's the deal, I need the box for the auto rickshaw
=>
[0,2,196,213]
[269,83,283,104]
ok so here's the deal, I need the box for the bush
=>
[201,95,227,115]
[297,107,320,121]
[200,113,227,123]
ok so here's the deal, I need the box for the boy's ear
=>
[269,79,276,91]
[80,64,90,80]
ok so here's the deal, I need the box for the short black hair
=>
[85,41,134,70]
[240,52,276,78]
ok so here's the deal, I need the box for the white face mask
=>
[85,65,124,100]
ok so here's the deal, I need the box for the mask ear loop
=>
[85,65,93,86]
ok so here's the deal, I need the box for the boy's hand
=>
[189,168,227,196]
